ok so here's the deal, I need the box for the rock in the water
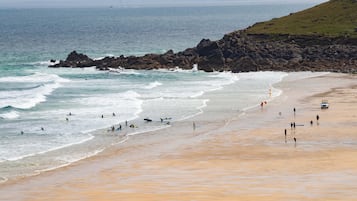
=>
[49,31,357,73]
[49,51,94,68]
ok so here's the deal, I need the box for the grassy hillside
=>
[247,0,357,38]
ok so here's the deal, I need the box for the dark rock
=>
[49,31,357,73]
[231,56,259,73]
[49,51,94,68]
[196,39,220,57]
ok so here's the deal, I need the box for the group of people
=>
[260,101,268,108]
[285,107,320,147]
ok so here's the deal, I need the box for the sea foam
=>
[0,73,70,109]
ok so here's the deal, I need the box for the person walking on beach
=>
[310,120,313,126]
[293,107,296,116]
[316,115,320,121]
[294,137,297,147]
[290,122,293,129]
[284,129,287,143]
[125,120,128,126]
[293,122,296,129]
[193,122,196,131]
[101,115,104,118]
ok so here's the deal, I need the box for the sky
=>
[1,0,328,8]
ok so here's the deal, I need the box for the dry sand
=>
[1,73,357,201]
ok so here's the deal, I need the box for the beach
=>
[1,72,357,201]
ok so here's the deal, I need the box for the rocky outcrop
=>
[55,51,94,67]
[49,31,357,73]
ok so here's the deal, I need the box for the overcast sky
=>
[1,0,328,8]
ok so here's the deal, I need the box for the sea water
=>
[0,4,313,181]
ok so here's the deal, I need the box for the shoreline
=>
[0,70,276,184]
[1,72,357,200]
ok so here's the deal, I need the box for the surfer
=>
[144,118,152,122]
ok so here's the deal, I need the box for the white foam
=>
[36,148,105,173]
[177,99,210,121]
[0,82,61,109]
[29,60,59,66]
[94,54,115,60]
[143,81,162,89]
[4,134,94,162]
[0,72,69,83]
[154,67,201,73]
[0,111,20,119]
[189,91,204,98]
[0,72,70,109]
[119,69,142,75]
[127,124,171,136]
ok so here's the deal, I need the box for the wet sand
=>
[1,73,357,201]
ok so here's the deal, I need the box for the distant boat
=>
[320,100,329,109]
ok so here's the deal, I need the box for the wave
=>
[208,71,239,86]
[154,67,201,73]
[177,99,210,121]
[45,148,105,169]
[0,72,69,83]
[0,73,70,109]
[143,81,162,89]
[0,111,20,119]
[0,82,61,109]
[119,69,142,75]
[32,60,59,66]
[3,134,95,162]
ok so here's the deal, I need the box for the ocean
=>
[0,4,313,182]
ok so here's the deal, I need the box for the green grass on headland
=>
[247,0,357,38]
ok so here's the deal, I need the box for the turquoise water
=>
[0,5,312,181]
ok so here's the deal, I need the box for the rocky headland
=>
[49,0,357,73]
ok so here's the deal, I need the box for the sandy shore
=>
[1,72,357,201]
